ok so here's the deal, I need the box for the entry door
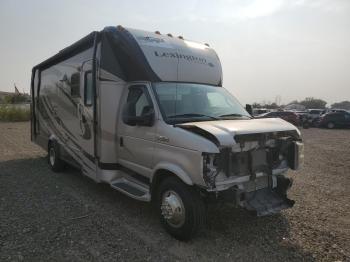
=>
[118,84,156,173]
[77,61,95,160]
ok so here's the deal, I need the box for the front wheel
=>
[48,141,66,172]
[157,177,206,241]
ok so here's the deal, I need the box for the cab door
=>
[117,83,156,175]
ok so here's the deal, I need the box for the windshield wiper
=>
[168,113,219,120]
[218,113,250,118]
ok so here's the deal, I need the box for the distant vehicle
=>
[329,109,349,114]
[317,111,350,129]
[294,111,308,122]
[256,111,299,126]
[252,108,270,116]
[307,109,325,120]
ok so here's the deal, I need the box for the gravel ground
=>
[0,122,349,262]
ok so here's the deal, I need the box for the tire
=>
[327,122,335,129]
[48,141,66,172]
[157,177,206,241]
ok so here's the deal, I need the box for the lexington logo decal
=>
[154,51,214,67]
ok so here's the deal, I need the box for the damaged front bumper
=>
[215,175,294,216]
[201,131,302,216]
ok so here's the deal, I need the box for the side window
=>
[123,86,154,126]
[70,72,80,97]
[84,71,93,106]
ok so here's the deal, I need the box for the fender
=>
[151,162,194,186]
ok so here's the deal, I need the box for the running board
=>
[243,188,295,216]
[110,177,151,202]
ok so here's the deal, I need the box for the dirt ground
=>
[0,122,349,261]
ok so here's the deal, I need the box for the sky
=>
[0,0,349,105]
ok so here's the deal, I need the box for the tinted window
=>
[267,112,279,117]
[123,86,153,123]
[71,73,80,97]
[84,72,93,106]
[309,110,321,114]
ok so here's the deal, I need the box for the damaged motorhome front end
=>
[31,25,303,241]
[178,119,303,216]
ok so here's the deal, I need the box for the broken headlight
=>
[202,153,220,188]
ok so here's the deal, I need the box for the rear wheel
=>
[48,141,65,172]
[327,122,335,129]
[157,177,206,241]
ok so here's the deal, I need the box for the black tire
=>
[48,141,66,172]
[327,122,335,129]
[157,177,206,241]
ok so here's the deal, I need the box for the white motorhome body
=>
[31,26,303,240]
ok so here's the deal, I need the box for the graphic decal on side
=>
[77,103,92,140]
[136,36,173,49]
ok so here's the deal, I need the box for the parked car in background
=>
[294,111,308,122]
[252,108,270,116]
[317,111,350,129]
[307,109,324,120]
[329,109,349,114]
[256,111,299,126]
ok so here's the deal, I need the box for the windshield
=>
[152,83,251,124]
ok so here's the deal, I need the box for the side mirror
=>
[245,104,253,116]
[70,72,80,97]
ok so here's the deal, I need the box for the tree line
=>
[252,97,350,110]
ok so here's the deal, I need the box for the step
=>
[110,177,150,202]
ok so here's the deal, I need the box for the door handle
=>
[120,137,124,147]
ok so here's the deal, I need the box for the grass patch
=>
[0,104,30,122]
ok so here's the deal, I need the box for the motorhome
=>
[31,26,304,240]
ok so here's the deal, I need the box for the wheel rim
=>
[49,147,55,166]
[328,122,334,128]
[161,190,185,228]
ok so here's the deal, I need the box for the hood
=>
[177,118,300,147]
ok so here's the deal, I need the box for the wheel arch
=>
[150,164,194,201]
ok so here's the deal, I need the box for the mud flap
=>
[243,188,295,216]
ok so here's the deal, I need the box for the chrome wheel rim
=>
[49,147,55,166]
[161,190,185,228]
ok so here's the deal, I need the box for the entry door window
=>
[84,71,93,106]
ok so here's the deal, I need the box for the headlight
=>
[202,153,220,188]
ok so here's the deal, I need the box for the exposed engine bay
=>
[198,130,304,216]
[202,130,303,191]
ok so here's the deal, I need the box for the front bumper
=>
[215,176,294,216]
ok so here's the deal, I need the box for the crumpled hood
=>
[178,118,300,147]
